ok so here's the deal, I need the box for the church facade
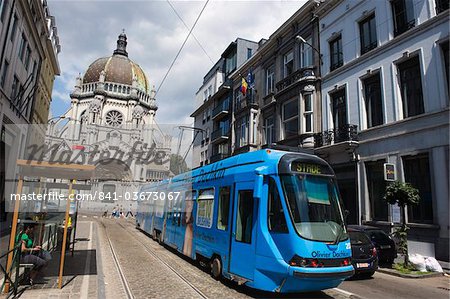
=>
[45,33,172,209]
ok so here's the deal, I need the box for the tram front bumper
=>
[292,267,355,279]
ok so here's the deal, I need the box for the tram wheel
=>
[211,257,222,280]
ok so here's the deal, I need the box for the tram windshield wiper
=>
[333,225,344,245]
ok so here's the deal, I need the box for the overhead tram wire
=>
[166,0,214,64]
[155,0,210,97]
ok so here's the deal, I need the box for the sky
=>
[48,0,307,125]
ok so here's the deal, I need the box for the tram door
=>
[229,181,256,280]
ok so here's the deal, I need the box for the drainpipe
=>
[0,0,17,83]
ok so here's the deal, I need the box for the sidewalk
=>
[3,220,98,299]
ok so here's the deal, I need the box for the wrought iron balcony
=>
[211,127,229,143]
[313,124,358,148]
[275,67,317,93]
[212,100,230,120]
[210,153,229,163]
[234,94,258,113]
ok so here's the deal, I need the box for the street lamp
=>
[296,35,323,65]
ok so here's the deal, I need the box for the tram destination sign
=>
[291,161,333,175]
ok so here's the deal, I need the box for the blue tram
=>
[136,149,354,293]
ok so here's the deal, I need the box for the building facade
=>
[191,38,259,167]
[0,0,60,222]
[316,0,449,261]
[229,1,322,156]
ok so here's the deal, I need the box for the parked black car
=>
[348,228,378,277]
[348,225,397,264]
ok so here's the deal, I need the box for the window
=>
[365,160,388,221]
[225,51,237,75]
[247,48,252,59]
[0,60,8,88]
[330,88,347,130]
[208,85,212,98]
[0,0,8,22]
[234,88,242,111]
[330,35,343,71]
[235,115,249,148]
[403,154,433,223]
[283,51,294,78]
[299,37,313,68]
[268,177,288,233]
[24,46,31,70]
[436,0,449,14]
[263,116,274,145]
[398,56,424,118]
[282,99,298,138]
[392,0,415,36]
[196,189,214,228]
[303,93,313,133]
[359,14,377,55]
[363,73,383,128]
[441,41,449,98]
[10,14,18,42]
[204,89,208,101]
[11,75,19,101]
[217,187,230,230]
[105,110,124,127]
[266,65,275,95]
[236,190,253,243]
[18,33,27,61]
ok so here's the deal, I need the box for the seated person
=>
[17,223,51,284]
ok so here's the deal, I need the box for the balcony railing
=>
[275,67,317,93]
[211,127,229,143]
[210,153,229,163]
[234,94,258,113]
[313,124,358,148]
[212,100,230,120]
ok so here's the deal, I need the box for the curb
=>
[377,268,444,279]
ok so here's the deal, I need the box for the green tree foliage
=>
[383,181,420,267]
[170,154,189,175]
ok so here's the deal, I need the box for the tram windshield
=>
[280,174,347,243]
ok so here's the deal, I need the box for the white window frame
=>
[263,116,274,145]
[302,93,313,133]
[282,99,299,138]
[266,65,275,95]
[284,51,294,78]
[299,37,313,68]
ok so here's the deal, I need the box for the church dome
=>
[82,32,150,94]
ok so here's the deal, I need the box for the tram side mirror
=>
[253,166,269,199]
[254,174,263,199]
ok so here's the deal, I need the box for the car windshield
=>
[280,174,347,242]
[349,231,371,245]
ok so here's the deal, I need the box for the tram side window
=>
[236,190,253,243]
[196,188,214,228]
[217,186,231,231]
[268,178,288,233]
[182,190,196,226]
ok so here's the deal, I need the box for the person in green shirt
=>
[17,223,51,284]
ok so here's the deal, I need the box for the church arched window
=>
[114,85,117,92]
[118,85,122,93]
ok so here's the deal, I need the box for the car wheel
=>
[364,271,375,278]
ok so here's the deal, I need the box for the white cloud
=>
[48,0,306,123]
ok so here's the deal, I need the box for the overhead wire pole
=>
[166,0,214,64]
[155,0,210,97]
